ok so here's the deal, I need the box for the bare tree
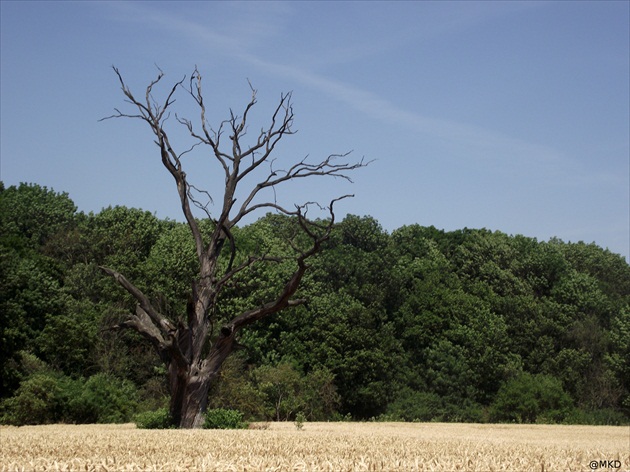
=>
[100,67,366,428]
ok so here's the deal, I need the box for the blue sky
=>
[1,1,628,261]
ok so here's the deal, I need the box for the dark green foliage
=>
[34,299,100,376]
[134,408,174,429]
[206,355,341,422]
[489,373,574,423]
[206,354,267,419]
[563,407,628,426]
[1,182,629,425]
[0,370,138,425]
[203,408,248,429]
[250,363,341,421]
[385,389,444,422]
[383,389,485,423]
[0,182,77,249]
[0,373,63,425]
[0,185,72,395]
[66,373,139,424]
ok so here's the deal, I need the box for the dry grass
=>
[1,422,628,471]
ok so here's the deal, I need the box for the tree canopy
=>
[1,182,629,425]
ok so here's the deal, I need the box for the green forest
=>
[1,182,629,426]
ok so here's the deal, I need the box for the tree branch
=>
[99,266,176,336]
[215,253,283,292]
[220,196,345,335]
[102,66,207,265]
[231,153,367,226]
[112,305,189,368]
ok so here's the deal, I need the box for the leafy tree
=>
[385,388,443,422]
[141,222,202,316]
[0,183,80,394]
[0,183,77,249]
[551,271,613,324]
[338,214,389,252]
[86,206,165,282]
[302,292,401,418]
[607,306,630,414]
[251,363,304,421]
[34,299,100,376]
[206,354,266,420]
[3,176,630,425]
[513,238,568,298]
[559,241,630,301]
[0,249,67,395]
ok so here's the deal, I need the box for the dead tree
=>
[100,67,366,428]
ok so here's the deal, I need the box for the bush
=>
[205,355,266,420]
[386,390,442,422]
[385,389,486,423]
[0,371,139,425]
[250,363,341,421]
[438,400,487,423]
[294,411,306,430]
[134,408,173,429]
[68,373,138,423]
[490,373,573,423]
[330,412,353,422]
[0,373,61,425]
[204,408,248,429]
[563,408,629,426]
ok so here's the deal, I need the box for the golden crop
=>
[1,422,628,471]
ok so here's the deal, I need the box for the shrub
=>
[294,411,306,430]
[563,408,629,426]
[439,400,487,423]
[330,412,353,422]
[490,373,573,423]
[385,389,486,423]
[370,413,401,422]
[203,408,248,429]
[134,408,173,429]
[386,390,442,422]
[205,355,266,420]
[250,363,340,421]
[0,373,61,425]
[68,373,138,423]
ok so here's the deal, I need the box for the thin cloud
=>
[236,52,571,176]
[104,1,619,189]
[111,2,561,163]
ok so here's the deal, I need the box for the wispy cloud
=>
[107,2,560,160]
[103,1,621,189]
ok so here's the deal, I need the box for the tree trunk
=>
[168,326,237,428]
[170,371,210,429]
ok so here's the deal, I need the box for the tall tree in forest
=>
[100,67,365,428]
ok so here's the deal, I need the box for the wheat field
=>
[1,422,628,471]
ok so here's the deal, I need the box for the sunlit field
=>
[1,422,628,471]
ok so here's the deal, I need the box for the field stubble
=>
[1,422,628,471]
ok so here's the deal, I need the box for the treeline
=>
[1,182,629,425]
